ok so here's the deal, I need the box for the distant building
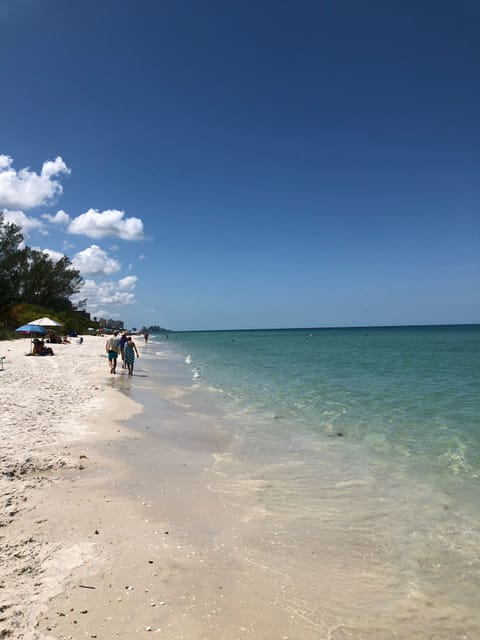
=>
[98,318,124,331]
[75,310,91,322]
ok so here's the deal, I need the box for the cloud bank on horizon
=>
[0,153,145,321]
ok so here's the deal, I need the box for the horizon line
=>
[163,322,480,333]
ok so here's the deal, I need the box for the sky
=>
[0,0,478,331]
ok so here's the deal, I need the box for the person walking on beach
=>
[119,330,128,369]
[124,335,140,376]
[105,331,120,374]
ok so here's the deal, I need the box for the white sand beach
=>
[0,336,143,638]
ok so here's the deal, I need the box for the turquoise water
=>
[164,325,480,478]
[141,325,480,638]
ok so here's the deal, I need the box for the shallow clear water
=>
[165,326,480,477]
[141,325,480,638]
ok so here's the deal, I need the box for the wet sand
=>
[34,380,305,639]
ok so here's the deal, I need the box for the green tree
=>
[18,249,83,309]
[0,212,83,311]
[0,212,24,308]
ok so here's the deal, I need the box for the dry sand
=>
[0,335,143,638]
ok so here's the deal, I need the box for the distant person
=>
[105,331,120,374]
[144,333,149,343]
[124,336,140,376]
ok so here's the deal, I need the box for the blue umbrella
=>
[16,324,48,334]
[16,324,48,354]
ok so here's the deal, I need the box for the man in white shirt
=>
[105,331,120,374]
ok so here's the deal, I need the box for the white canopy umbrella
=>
[28,316,63,327]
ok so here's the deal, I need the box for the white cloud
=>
[72,244,121,276]
[3,209,45,234]
[118,275,137,290]
[67,208,144,240]
[72,275,138,311]
[41,157,70,178]
[42,209,71,225]
[33,247,65,262]
[0,154,71,209]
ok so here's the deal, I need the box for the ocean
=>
[135,325,480,638]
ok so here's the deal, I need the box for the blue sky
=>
[0,0,478,330]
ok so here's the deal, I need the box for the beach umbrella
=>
[16,324,48,353]
[28,316,63,327]
[16,324,48,334]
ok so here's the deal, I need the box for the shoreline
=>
[33,345,294,639]
[1,336,285,639]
